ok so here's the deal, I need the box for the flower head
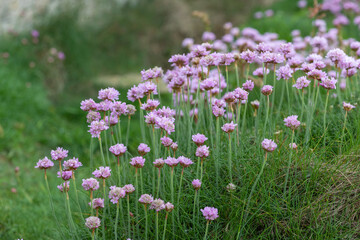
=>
[201,207,219,221]
[130,156,146,168]
[165,157,179,168]
[98,87,120,101]
[57,182,70,192]
[88,120,109,138]
[196,145,210,158]
[221,121,237,133]
[289,143,298,149]
[109,186,126,204]
[178,156,194,167]
[63,157,83,171]
[139,194,154,205]
[242,80,254,92]
[51,147,68,161]
[92,166,111,179]
[89,198,105,209]
[35,157,54,170]
[153,158,165,168]
[165,202,174,212]
[226,183,236,192]
[284,115,301,130]
[192,134,208,146]
[82,178,100,191]
[251,100,260,109]
[192,179,202,190]
[261,139,277,152]
[150,198,165,212]
[85,216,101,229]
[109,143,127,157]
[58,170,72,181]
[293,76,310,90]
[123,184,135,194]
[261,85,273,96]
[343,102,355,111]
[138,143,150,156]
[319,77,337,90]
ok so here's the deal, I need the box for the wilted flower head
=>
[63,157,83,171]
[261,85,273,96]
[153,158,165,168]
[109,186,126,204]
[251,100,260,109]
[139,194,154,205]
[221,121,237,133]
[126,104,137,116]
[82,178,100,191]
[226,183,236,192]
[343,102,355,112]
[201,207,219,221]
[92,166,111,179]
[150,198,165,212]
[57,182,70,192]
[196,145,210,158]
[284,115,301,130]
[35,157,54,170]
[261,139,277,152]
[192,133,208,146]
[109,143,127,157]
[51,147,68,161]
[130,156,146,168]
[192,179,202,190]
[89,198,105,209]
[85,216,101,229]
[165,202,174,212]
[178,156,194,167]
[138,143,150,156]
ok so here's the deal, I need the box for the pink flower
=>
[150,198,165,212]
[92,166,111,179]
[201,207,219,221]
[284,115,301,130]
[261,85,273,96]
[153,158,165,168]
[63,157,82,171]
[221,121,237,133]
[58,170,72,181]
[192,134,208,146]
[261,139,277,152]
[196,145,210,158]
[35,157,54,169]
[178,156,194,167]
[57,182,70,192]
[242,80,254,92]
[130,156,146,168]
[88,120,109,138]
[109,186,126,204]
[89,198,105,209]
[85,216,101,229]
[343,102,355,111]
[165,157,179,168]
[98,87,120,101]
[82,178,100,191]
[80,98,97,111]
[289,143,297,149]
[123,184,135,194]
[160,136,173,147]
[192,179,202,190]
[109,144,127,157]
[251,100,260,109]
[165,202,174,212]
[51,147,68,161]
[138,143,150,156]
[293,76,310,90]
[139,194,154,205]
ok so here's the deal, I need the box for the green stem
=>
[162,213,169,240]
[283,130,295,197]
[228,134,233,182]
[144,205,148,240]
[156,212,159,240]
[192,191,198,228]
[215,117,220,186]
[115,202,119,240]
[323,90,330,147]
[127,194,131,238]
[203,220,210,240]
[340,111,348,154]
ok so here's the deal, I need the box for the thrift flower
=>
[89,198,105,209]
[192,179,202,190]
[82,178,100,191]
[165,202,174,212]
[165,157,179,168]
[130,156,146,168]
[58,170,72,181]
[293,76,310,89]
[261,139,277,152]
[178,156,194,167]
[192,134,208,146]
[201,207,219,221]
[150,198,165,212]
[109,143,127,157]
[289,143,298,149]
[284,115,301,130]
[153,158,165,168]
[226,183,236,192]
[109,186,126,204]
[57,182,70,192]
[261,85,273,96]
[63,157,82,171]
[196,145,210,158]
[51,147,68,161]
[139,194,154,205]
[85,216,101,229]
[221,121,237,133]
[92,166,111,179]
[35,157,54,169]
[343,102,355,111]
[138,143,150,156]
[123,184,135,194]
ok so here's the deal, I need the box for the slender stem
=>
[126,116,131,147]
[203,220,210,240]
[144,205,148,240]
[200,158,204,181]
[236,152,268,239]
[170,167,175,236]
[323,90,330,147]
[162,213,169,240]
[156,212,159,240]
[283,130,295,197]
[115,202,119,240]
[135,169,139,238]
[192,190,198,228]
[127,194,131,238]
[215,117,220,187]
[177,167,185,207]
[228,134,233,182]
[157,168,161,197]
[99,137,106,166]
[340,111,348,154]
